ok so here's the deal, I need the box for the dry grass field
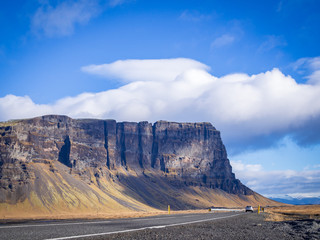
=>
[265,204,320,221]
[0,160,279,221]
[0,209,211,223]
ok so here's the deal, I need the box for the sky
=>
[1,0,320,199]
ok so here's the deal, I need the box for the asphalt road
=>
[0,212,243,240]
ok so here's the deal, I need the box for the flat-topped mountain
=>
[0,115,277,219]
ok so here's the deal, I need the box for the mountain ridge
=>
[0,115,279,219]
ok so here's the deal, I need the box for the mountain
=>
[270,196,320,205]
[0,115,278,219]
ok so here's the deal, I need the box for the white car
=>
[245,206,254,212]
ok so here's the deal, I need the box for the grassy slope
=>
[0,161,280,220]
[265,205,320,221]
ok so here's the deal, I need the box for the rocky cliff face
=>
[0,115,255,213]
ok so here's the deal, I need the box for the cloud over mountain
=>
[1,58,320,153]
[82,58,209,83]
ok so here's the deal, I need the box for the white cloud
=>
[231,161,262,172]
[179,10,211,22]
[109,0,127,7]
[32,0,101,37]
[231,160,320,196]
[82,58,210,83]
[308,57,320,70]
[258,35,287,53]
[0,95,52,121]
[1,58,320,153]
[276,0,284,12]
[293,56,320,84]
[211,34,235,48]
[31,0,126,37]
[293,57,320,72]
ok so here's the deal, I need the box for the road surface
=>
[0,212,243,240]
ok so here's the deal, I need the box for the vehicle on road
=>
[245,206,254,212]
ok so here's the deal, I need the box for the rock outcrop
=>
[0,115,273,218]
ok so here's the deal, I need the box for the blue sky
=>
[1,0,320,198]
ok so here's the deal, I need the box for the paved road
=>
[0,212,244,240]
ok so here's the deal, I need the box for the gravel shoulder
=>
[90,213,320,240]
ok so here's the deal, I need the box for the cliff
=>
[0,115,276,219]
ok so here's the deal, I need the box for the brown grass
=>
[265,205,320,221]
[0,209,209,223]
[0,161,281,221]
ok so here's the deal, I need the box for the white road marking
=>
[0,220,111,229]
[45,213,244,240]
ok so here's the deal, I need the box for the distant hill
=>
[0,115,279,219]
[270,197,320,205]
